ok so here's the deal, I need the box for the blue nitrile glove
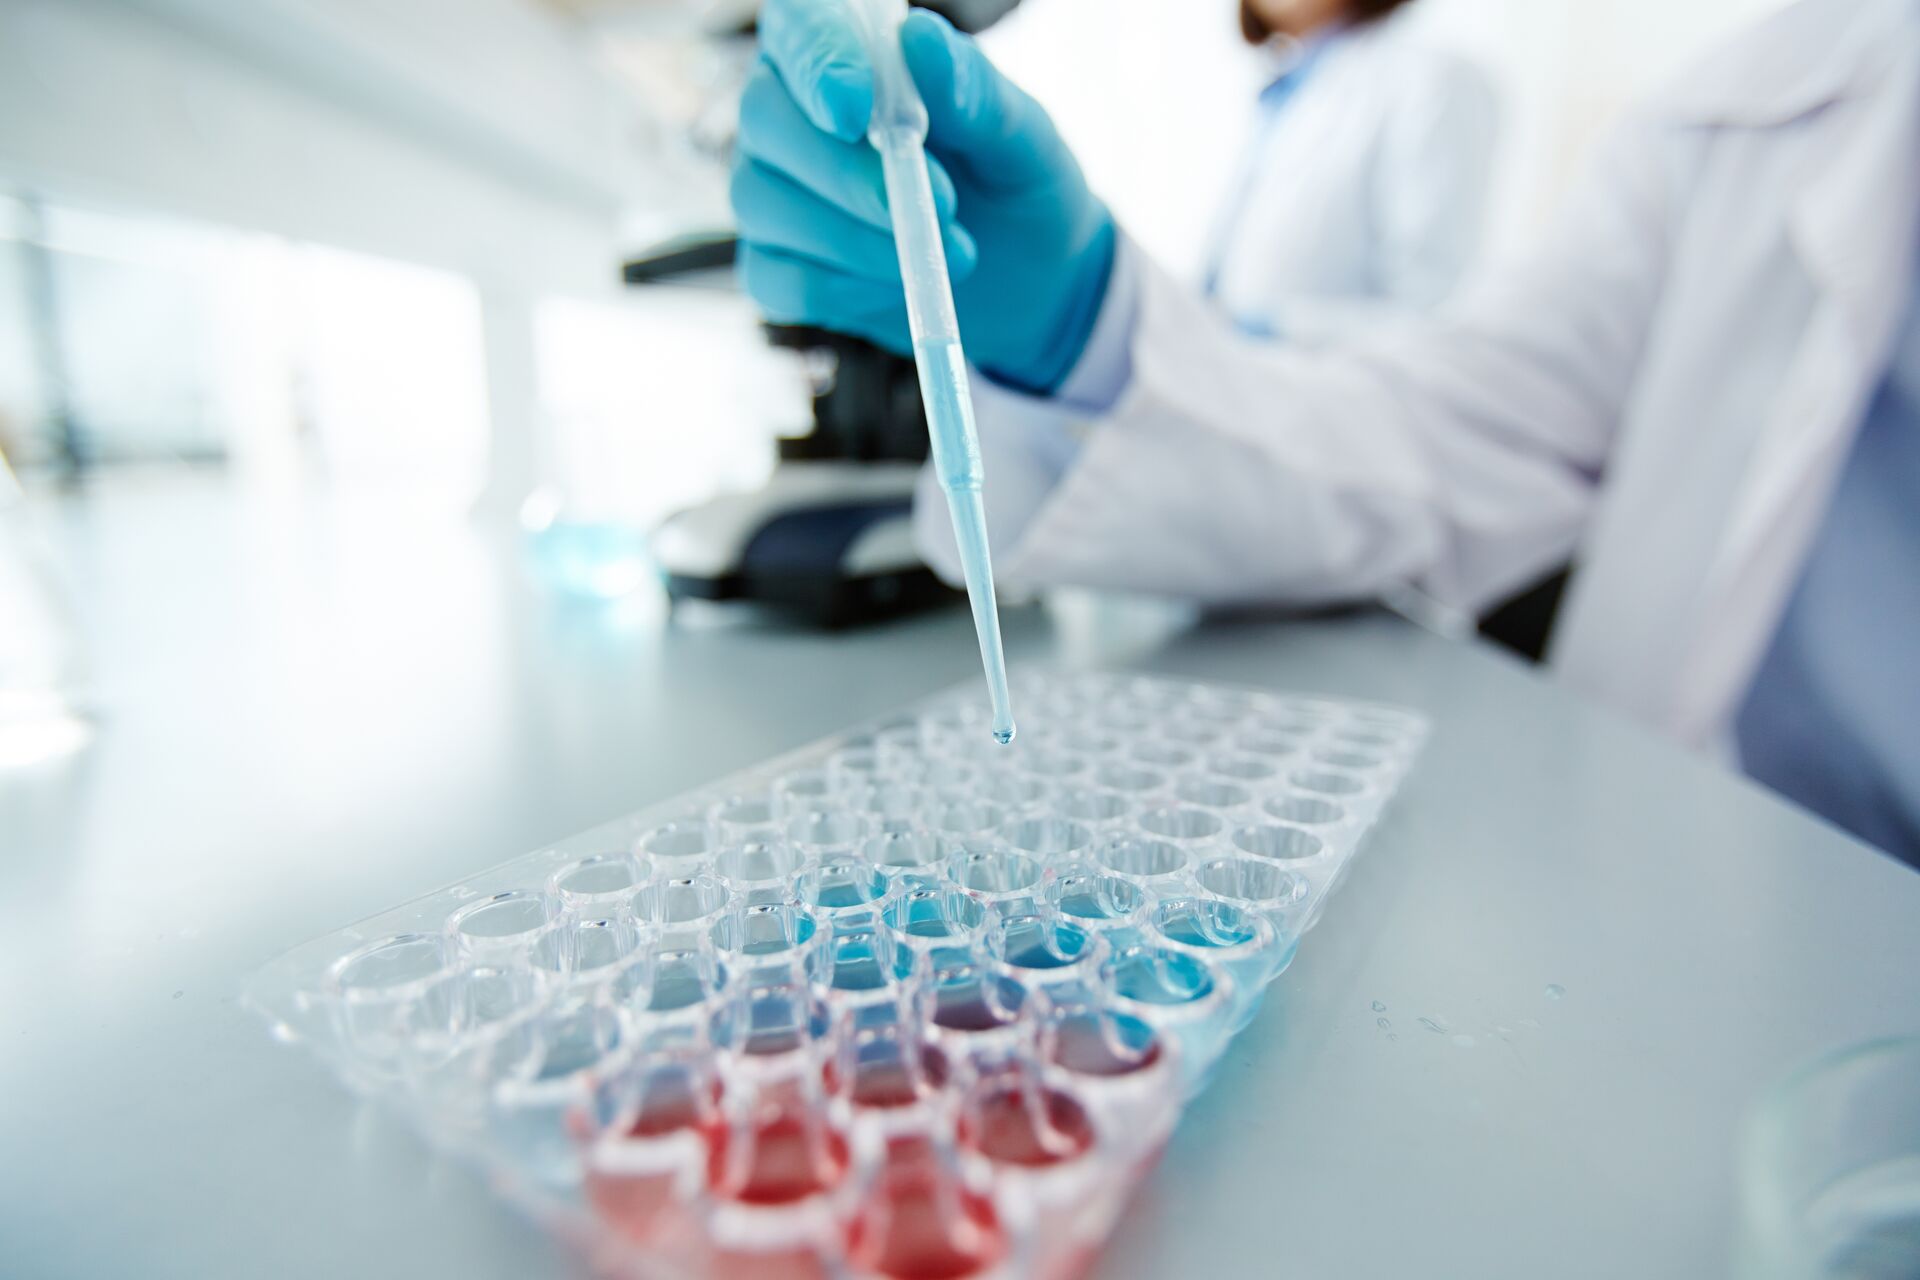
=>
[733,0,1116,396]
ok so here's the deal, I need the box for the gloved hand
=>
[733,0,1116,396]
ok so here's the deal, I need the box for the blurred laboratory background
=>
[19,9,1920,1280]
[0,0,1787,783]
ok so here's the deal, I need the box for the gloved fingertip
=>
[814,64,873,141]
[926,156,959,223]
[945,222,979,279]
[901,7,958,48]
[900,9,961,93]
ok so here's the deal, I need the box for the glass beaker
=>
[1739,1036,1920,1279]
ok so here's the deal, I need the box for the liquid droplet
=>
[1371,1000,1386,1013]
[1417,1017,1448,1035]
[1545,984,1565,1002]
[1376,1017,1391,1030]
[993,727,1015,746]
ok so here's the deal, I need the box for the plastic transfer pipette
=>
[846,0,1016,746]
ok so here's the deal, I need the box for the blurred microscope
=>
[605,0,1020,628]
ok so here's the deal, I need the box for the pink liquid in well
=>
[631,1077,718,1137]
[830,1045,951,1111]
[1037,1241,1103,1280]
[1048,1015,1163,1078]
[845,1138,1008,1280]
[586,1080,718,1242]
[706,1108,850,1206]
[849,1060,930,1109]
[708,1242,835,1280]
[959,1084,1094,1168]
[587,1167,681,1244]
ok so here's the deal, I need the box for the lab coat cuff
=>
[909,241,1150,585]
[1052,233,1144,414]
[911,371,1099,592]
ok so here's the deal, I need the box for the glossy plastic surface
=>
[248,672,1425,1278]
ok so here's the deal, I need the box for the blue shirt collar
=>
[1253,24,1344,107]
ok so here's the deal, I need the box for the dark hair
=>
[1240,0,1417,44]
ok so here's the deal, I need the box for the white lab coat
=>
[1204,16,1501,341]
[918,0,1920,751]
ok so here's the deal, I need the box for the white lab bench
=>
[4,474,1918,1279]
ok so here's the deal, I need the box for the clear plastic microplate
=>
[246,670,1427,1280]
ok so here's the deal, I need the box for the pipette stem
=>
[850,25,1015,745]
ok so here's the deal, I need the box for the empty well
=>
[1093,763,1166,795]
[1194,856,1311,913]
[926,797,1006,836]
[950,847,1046,900]
[708,795,781,845]
[1205,754,1279,784]
[1173,778,1254,811]
[551,855,647,912]
[1262,795,1347,827]
[787,809,872,853]
[640,823,712,863]
[1054,787,1133,827]
[1097,836,1189,882]
[713,842,804,894]
[633,874,729,943]
[332,932,453,996]
[1002,816,1096,859]
[1231,824,1328,864]
[1288,769,1371,799]
[861,830,946,877]
[1127,742,1197,770]
[1139,806,1225,842]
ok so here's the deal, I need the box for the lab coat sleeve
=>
[960,110,1682,614]
[1263,54,1503,344]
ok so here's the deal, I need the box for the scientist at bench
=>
[730,0,1920,866]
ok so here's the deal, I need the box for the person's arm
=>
[937,112,1684,615]
[733,0,1681,616]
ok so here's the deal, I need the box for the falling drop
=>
[1371,1001,1386,1013]
[1545,984,1565,1002]
[1417,1017,1448,1035]
[1376,1017,1391,1030]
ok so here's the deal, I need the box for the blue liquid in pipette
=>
[913,337,1016,746]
